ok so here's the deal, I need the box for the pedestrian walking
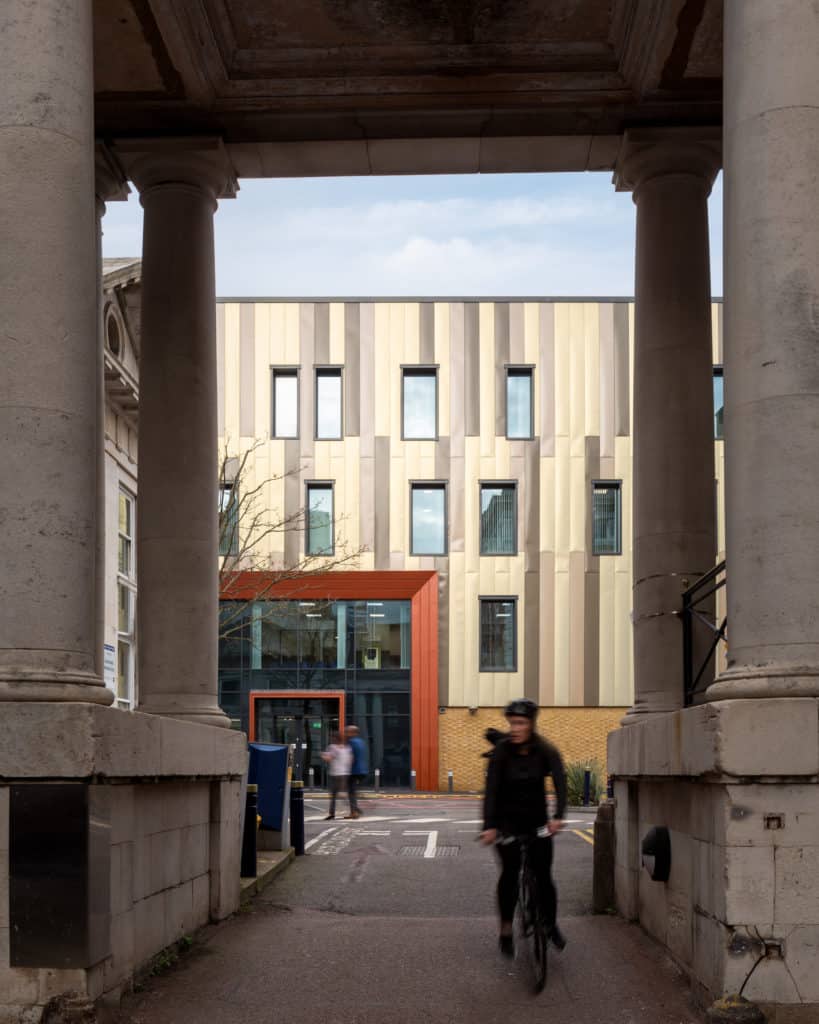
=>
[321,731,352,820]
[345,725,368,819]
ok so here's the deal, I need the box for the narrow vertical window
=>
[506,367,533,439]
[411,483,447,555]
[219,481,239,557]
[117,490,136,708]
[592,481,622,556]
[307,483,334,555]
[479,598,517,671]
[480,483,517,555]
[713,366,724,440]
[272,368,299,438]
[316,367,342,439]
[402,368,437,439]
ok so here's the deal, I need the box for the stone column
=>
[115,140,237,727]
[0,0,111,704]
[708,1,819,700]
[615,129,720,719]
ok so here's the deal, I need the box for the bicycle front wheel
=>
[514,865,548,994]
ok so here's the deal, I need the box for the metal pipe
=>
[447,770,454,794]
[410,769,417,791]
[374,768,380,790]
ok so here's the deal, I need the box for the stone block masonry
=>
[0,703,247,1021]
[438,706,625,791]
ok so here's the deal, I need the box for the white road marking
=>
[356,831,391,836]
[424,831,438,858]
[394,817,449,824]
[403,830,433,835]
[305,827,337,850]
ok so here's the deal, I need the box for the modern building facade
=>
[215,297,727,790]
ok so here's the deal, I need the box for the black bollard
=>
[240,784,258,878]
[583,768,591,806]
[290,780,305,856]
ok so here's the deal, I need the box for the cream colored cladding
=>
[217,298,725,710]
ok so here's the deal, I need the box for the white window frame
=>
[117,488,137,708]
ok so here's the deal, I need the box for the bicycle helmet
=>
[504,698,538,720]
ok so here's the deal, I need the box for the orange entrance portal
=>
[222,571,439,791]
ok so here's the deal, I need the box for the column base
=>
[707,663,819,701]
[0,670,113,705]
[609,699,819,1018]
[137,693,230,729]
[620,704,679,726]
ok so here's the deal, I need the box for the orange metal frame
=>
[249,690,346,743]
[224,571,439,791]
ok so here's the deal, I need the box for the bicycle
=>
[501,829,550,993]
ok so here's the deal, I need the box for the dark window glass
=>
[411,484,446,555]
[307,484,333,555]
[480,484,516,555]
[316,368,342,439]
[592,482,621,556]
[480,599,516,671]
[713,367,724,440]
[219,482,239,556]
[402,369,437,439]
[507,368,533,438]
[272,368,298,438]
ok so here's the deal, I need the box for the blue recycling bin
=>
[248,743,289,831]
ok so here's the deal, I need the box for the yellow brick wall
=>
[437,706,626,792]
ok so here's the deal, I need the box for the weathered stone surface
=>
[0,704,245,780]
[40,991,97,1023]
[706,994,767,1023]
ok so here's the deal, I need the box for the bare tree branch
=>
[218,438,367,645]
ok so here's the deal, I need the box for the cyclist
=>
[480,698,567,958]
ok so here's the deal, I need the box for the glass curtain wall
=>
[219,599,412,786]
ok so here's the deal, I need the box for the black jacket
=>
[483,735,567,834]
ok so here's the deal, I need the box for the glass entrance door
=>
[250,691,344,785]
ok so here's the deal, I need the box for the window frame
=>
[478,596,518,673]
[505,364,535,440]
[305,480,335,557]
[116,487,137,709]
[591,479,622,557]
[713,365,724,441]
[479,480,518,556]
[401,365,439,441]
[219,480,239,557]
[409,480,449,557]
[315,365,343,441]
[271,366,300,439]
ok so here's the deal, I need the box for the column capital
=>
[95,142,130,205]
[613,127,721,198]
[112,137,239,203]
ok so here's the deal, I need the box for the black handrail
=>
[682,559,727,707]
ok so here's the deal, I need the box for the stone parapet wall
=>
[438,705,626,792]
[0,704,246,1021]
[610,698,819,1019]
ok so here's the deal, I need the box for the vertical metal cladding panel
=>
[419,302,435,364]
[494,302,510,437]
[216,302,226,436]
[344,303,361,437]
[374,436,390,569]
[239,304,256,437]
[411,574,439,791]
[314,302,330,364]
[464,302,480,437]
[613,302,630,437]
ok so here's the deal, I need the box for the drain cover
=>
[400,846,425,856]
[436,846,460,858]
[399,845,461,858]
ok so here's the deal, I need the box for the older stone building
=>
[1,1,816,1019]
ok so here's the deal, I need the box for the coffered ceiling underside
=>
[94,0,722,173]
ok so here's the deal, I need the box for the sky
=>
[102,171,723,298]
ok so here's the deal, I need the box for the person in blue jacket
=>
[345,725,368,819]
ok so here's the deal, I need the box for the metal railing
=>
[682,559,727,707]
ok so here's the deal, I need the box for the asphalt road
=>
[118,797,701,1024]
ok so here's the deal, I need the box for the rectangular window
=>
[117,488,136,708]
[219,482,239,557]
[713,367,724,440]
[506,367,533,439]
[306,483,334,555]
[480,483,517,555]
[402,368,437,439]
[316,367,342,440]
[479,598,517,672]
[118,491,133,577]
[272,368,299,438]
[592,481,622,556]
[411,483,447,555]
